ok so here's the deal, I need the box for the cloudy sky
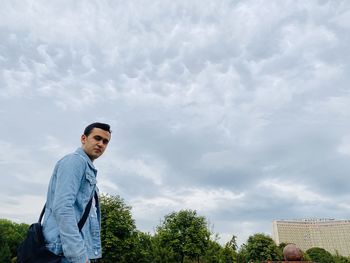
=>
[1,0,350,246]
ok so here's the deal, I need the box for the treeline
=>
[1,194,350,263]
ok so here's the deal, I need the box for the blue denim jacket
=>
[42,148,102,263]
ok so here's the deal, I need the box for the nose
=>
[97,140,104,147]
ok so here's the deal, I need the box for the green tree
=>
[278,242,287,251]
[237,243,248,263]
[131,231,155,263]
[306,247,335,263]
[0,229,10,263]
[0,219,28,262]
[245,233,282,262]
[333,251,350,263]
[302,250,312,261]
[215,235,237,263]
[202,237,222,263]
[151,233,177,263]
[0,243,11,263]
[220,244,237,263]
[227,235,238,252]
[156,210,210,263]
[100,194,138,263]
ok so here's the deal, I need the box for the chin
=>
[94,154,102,159]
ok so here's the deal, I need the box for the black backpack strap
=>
[39,191,98,232]
[38,204,46,223]
[78,191,98,231]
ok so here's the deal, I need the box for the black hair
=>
[84,122,112,136]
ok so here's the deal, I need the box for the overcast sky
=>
[1,0,350,246]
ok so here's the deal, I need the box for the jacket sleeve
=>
[52,155,88,263]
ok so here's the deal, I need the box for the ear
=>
[81,134,87,145]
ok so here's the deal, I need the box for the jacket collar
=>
[75,147,96,171]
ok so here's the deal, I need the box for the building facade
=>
[272,219,350,256]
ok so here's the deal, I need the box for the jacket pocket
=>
[81,170,97,206]
[85,171,97,186]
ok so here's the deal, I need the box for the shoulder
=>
[57,151,87,170]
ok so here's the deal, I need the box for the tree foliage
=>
[202,238,222,263]
[156,209,211,263]
[245,233,282,262]
[6,195,350,263]
[237,243,248,263]
[226,235,238,252]
[100,194,139,263]
[306,247,335,263]
[0,219,29,263]
[219,244,237,263]
[198,236,239,263]
[149,233,176,263]
[333,252,350,263]
[0,238,11,263]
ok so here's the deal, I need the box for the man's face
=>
[81,128,111,161]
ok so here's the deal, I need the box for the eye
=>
[93,135,109,145]
[94,136,103,141]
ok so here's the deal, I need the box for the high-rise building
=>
[272,219,350,256]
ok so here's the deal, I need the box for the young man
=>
[42,122,111,263]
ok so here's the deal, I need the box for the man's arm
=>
[52,155,89,263]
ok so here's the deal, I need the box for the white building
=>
[272,219,350,256]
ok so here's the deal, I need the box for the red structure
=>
[262,244,313,263]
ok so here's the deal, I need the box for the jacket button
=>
[95,250,98,255]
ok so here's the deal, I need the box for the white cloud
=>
[259,178,330,203]
[0,195,46,224]
[132,187,242,213]
[331,8,350,29]
[0,141,20,162]
[1,69,34,98]
[131,187,244,233]
[337,135,350,155]
[39,135,73,157]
